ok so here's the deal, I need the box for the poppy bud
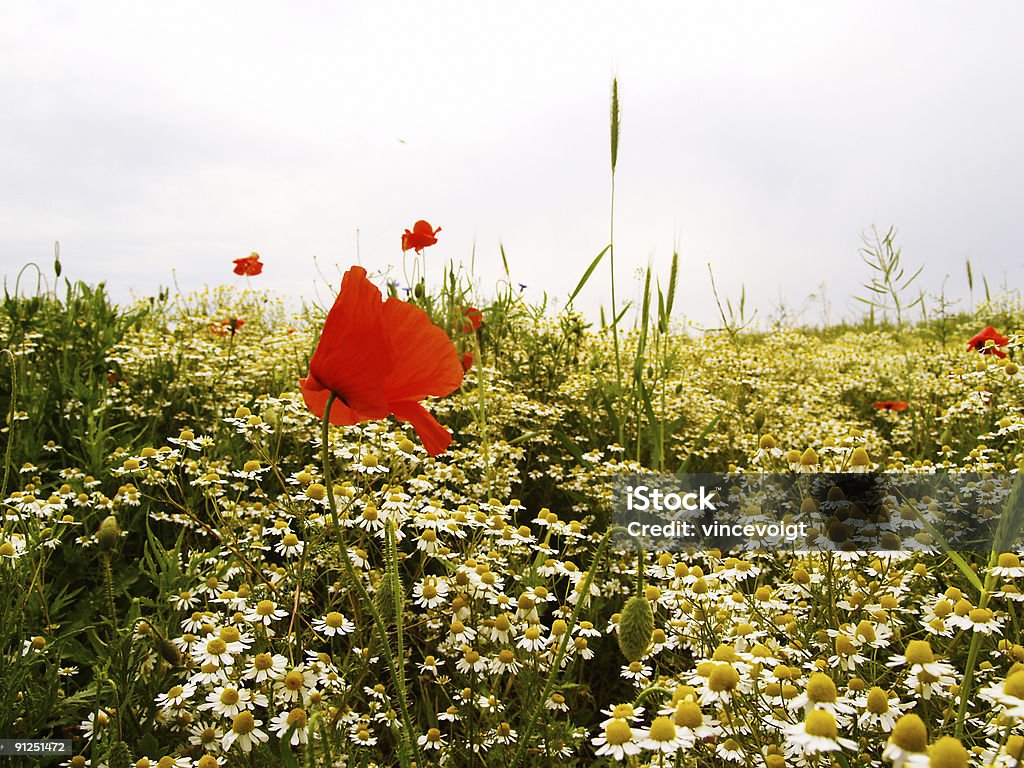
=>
[753,407,766,431]
[106,741,132,768]
[617,594,654,662]
[54,256,62,278]
[414,280,426,300]
[98,515,121,551]
[374,572,400,626]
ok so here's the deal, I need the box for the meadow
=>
[3,238,1024,768]
[2,82,1024,768]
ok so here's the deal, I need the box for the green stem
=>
[320,394,420,766]
[609,172,623,446]
[954,555,999,738]
[510,527,614,767]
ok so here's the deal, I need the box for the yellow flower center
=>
[903,640,935,665]
[253,653,273,671]
[856,620,877,642]
[674,700,703,728]
[1004,671,1024,699]
[999,552,1022,568]
[927,736,968,768]
[284,670,304,690]
[890,714,928,752]
[804,709,837,739]
[220,627,241,644]
[953,598,973,617]
[611,704,635,719]
[256,600,275,616]
[708,664,740,692]
[325,611,345,628]
[206,638,227,655]
[968,607,994,624]
[648,716,677,742]
[231,711,255,735]
[287,708,307,728]
[1005,735,1024,760]
[866,687,890,714]
[712,644,737,662]
[220,688,240,705]
[806,672,837,703]
[604,719,632,746]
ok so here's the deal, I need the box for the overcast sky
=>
[3,2,1023,328]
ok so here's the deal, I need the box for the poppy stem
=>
[320,393,421,766]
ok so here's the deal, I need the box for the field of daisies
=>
[4,244,1024,768]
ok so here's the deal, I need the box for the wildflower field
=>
[4,233,1024,768]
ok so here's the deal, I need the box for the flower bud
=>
[617,594,654,662]
[98,515,121,551]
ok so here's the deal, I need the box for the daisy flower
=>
[269,708,309,746]
[640,716,685,754]
[786,710,857,755]
[193,636,234,668]
[242,652,287,682]
[418,727,446,751]
[591,719,644,761]
[274,666,318,705]
[350,722,378,747]
[882,713,929,768]
[517,625,548,652]
[201,685,259,718]
[312,611,355,637]
[221,711,268,753]
[992,552,1024,578]
[155,682,196,712]
[856,686,908,731]
[244,599,288,627]
[275,533,304,557]
[980,670,1024,716]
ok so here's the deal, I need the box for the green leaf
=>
[568,245,611,306]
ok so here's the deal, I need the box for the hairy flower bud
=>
[617,594,654,662]
[98,515,121,552]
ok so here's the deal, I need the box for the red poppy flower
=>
[233,253,263,276]
[401,220,441,253]
[967,326,1009,358]
[874,401,909,412]
[300,266,463,455]
[212,318,245,336]
[461,306,483,333]
[461,352,474,372]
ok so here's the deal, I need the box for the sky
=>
[3,2,1023,328]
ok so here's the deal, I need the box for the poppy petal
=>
[380,297,464,401]
[299,373,365,426]
[309,267,393,418]
[390,400,453,456]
